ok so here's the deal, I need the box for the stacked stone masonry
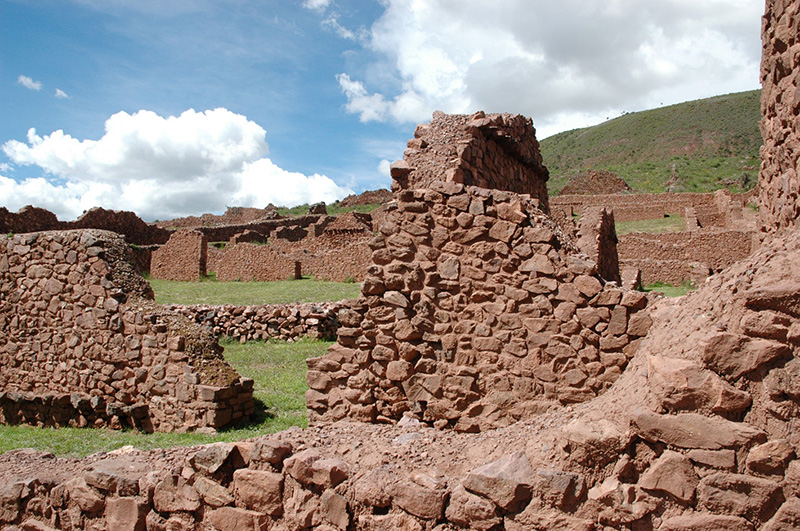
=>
[168,302,346,343]
[392,111,550,210]
[150,230,208,281]
[758,0,800,232]
[0,230,254,432]
[307,183,653,431]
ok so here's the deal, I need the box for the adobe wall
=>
[391,111,550,210]
[0,229,254,432]
[307,183,653,431]
[168,301,347,342]
[215,243,301,282]
[150,229,208,281]
[758,0,800,231]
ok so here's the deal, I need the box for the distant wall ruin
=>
[150,229,208,281]
[0,230,253,432]
[758,0,800,231]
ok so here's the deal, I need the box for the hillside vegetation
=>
[541,90,762,195]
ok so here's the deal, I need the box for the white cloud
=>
[1,108,352,221]
[338,0,763,138]
[302,0,331,13]
[54,89,69,99]
[17,75,42,91]
[378,159,391,178]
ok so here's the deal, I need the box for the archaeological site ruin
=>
[0,0,799,529]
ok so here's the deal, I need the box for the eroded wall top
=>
[391,111,550,211]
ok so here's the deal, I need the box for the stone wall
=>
[215,243,301,282]
[0,229,254,432]
[168,302,346,342]
[306,183,652,431]
[618,229,758,284]
[0,206,171,245]
[576,206,621,284]
[391,111,550,210]
[150,230,208,281]
[758,0,800,232]
[552,189,753,225]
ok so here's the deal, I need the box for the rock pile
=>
[0,229,254,432]
[169,302,346,342]
[559,170,632,195]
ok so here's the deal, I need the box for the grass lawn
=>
[0,338,331,457]
[615,215,686,235]
[642,281,696,298]
[150,276,361,306]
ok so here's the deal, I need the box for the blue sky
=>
[1,0,763,221]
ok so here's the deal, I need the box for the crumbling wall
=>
[576,206,621,284]
[552,190,752,225]
[758,0,800,231]
[391,111,550,210]
[618,229,758,284]
[0,230,254,432]
[169,302,346,342]
[150,229,207,281]
[307,183,652,430]
[0,205,61,234]
[71,207,171,245]
[215,243,300,281]
[559,169,632,195]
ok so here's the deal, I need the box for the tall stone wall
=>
[215,243,301,282]
[576,206,621,284]
[391,111,550,210]
[150,229,208,281]
[758,0,800,231]
[0,230,254,432]
[307,183,652,431]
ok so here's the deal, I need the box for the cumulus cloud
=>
[17,75,42,91]
[1,108,352,221]
[338,0,762,137]
[54,89,69,99]
[302,0,330,13]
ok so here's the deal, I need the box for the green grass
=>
[615,215,686,235]
[642,281,696,298]
[0,338,331,457]
[149,276,361,306]
[275,202,384,217]
[542,90,762,195]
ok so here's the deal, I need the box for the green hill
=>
[540,90,763,195]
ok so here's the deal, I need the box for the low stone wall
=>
[215,243,301,282]
[168,302,347,342]
[307,183,653,431]
[617,229,757,284]
[150,229,207,281]
[0,229,254,432]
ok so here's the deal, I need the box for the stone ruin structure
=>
[758,0,800,232]
[305,112,652,430]
[150,230,209,281]
[2,2,800,530]
[0,229,254,432]
[559,170,633,196]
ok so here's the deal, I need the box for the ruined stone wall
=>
[576,207,621,284]
[392,111,550,210]
[215,243,300,282]
[195,215,321,243]
[552,190,752,225]
[0,230,254,432]
[150,230,208,281]
[617,229,758,284]
[0,205,61,234]
[168,301,346,342]
[758,0,800,232]
[307,183,652,431]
